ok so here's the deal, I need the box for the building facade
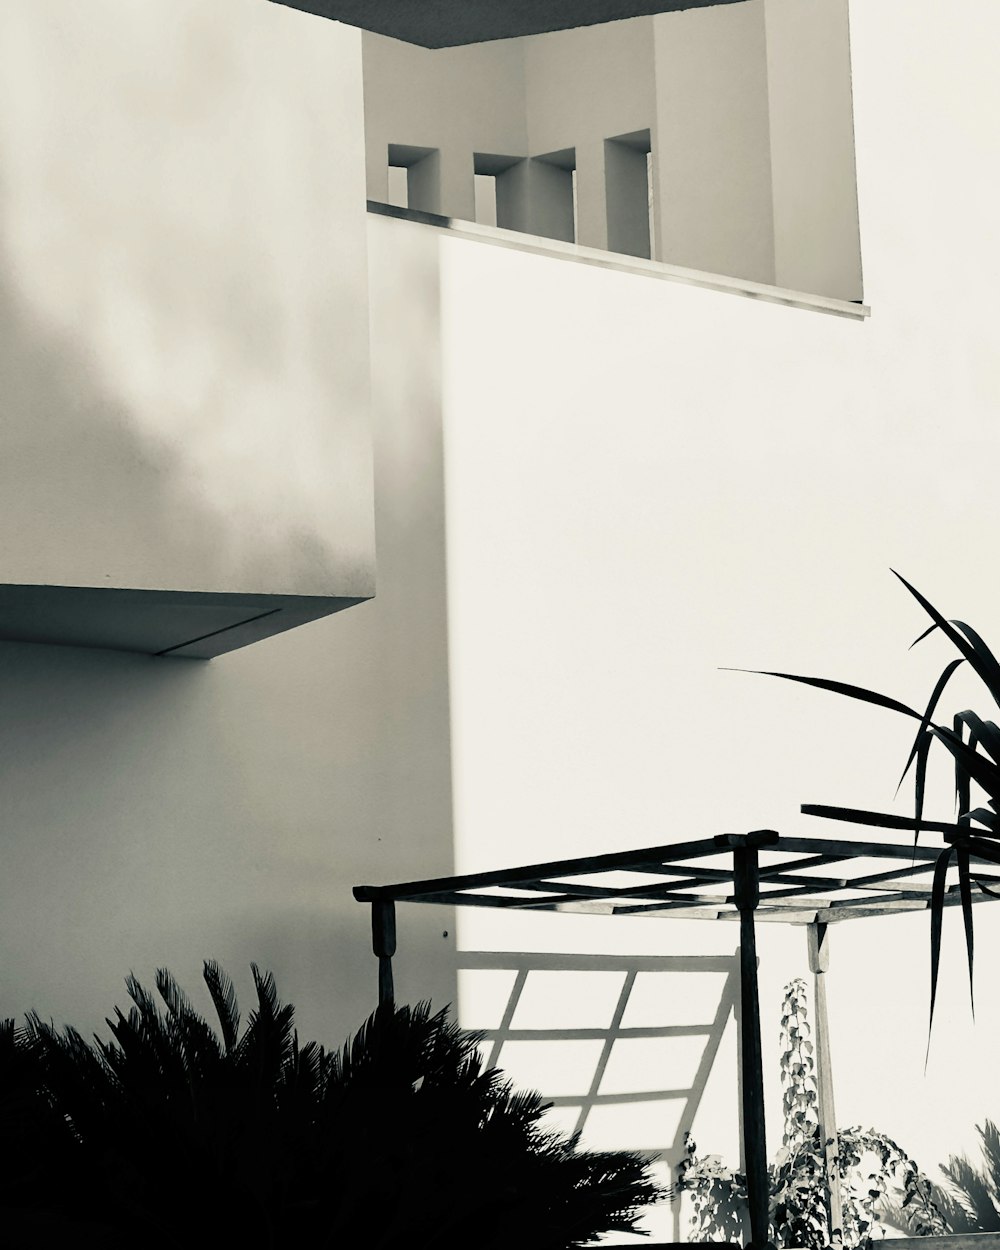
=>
[1,0,998,1240]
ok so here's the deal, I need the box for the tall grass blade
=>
[964,836,1000,863]
[957,845,975,1018]
[725,669,920,718]
[967,807,1000,831]
[897,659,965,797]
[953,619,1000,707]
[909,621,939,649]
[927,847,952,1056]
[893,572,1000,706]
[955,717,973,824]
[913,733,932,850]
[801,804,967,834]
[929,726,1000,804]
[954,711,1000,765]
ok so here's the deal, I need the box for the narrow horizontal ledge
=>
[368,200,870,321]
[547,1089,690,1107]
[455,951,737,972]
[467,1025,715,1041]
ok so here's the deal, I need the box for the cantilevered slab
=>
[0,1,373,658]
[0,586,368,660]
[272,0,748,48]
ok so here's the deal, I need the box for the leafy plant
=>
[0,963,663,1247]
[742,572,1000,1033]
[677,979,947,1248]
[935,1120,1000,1232]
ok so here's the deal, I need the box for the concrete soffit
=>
[270,0,749,48]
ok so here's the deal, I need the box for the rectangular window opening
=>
[530,147,576,246]
[475,153,521,230]
[605,128,652,261]
[387,143,439,215]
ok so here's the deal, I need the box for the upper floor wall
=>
[362,0,863,301]
[0,0,374,656]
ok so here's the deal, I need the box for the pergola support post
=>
[807,921,843,1244]
[733,845,770,1250]
[371,898,396,1006]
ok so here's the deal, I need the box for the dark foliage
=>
[0,963,662,1248]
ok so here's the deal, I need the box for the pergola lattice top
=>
[354,829,999,1250]
[353,829,1000,925]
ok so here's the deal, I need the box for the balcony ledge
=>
[368,200,870,322]
[0,585,370,660]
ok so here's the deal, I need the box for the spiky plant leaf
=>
[799,804,966,835]
[751,576,1000,1043]
[203,959,241,1054]
[892,571,1000,705]
[729,668,921,719]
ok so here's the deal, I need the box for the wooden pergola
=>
[355,829,1000,1249]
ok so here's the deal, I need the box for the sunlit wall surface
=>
[371,0,1000,1236]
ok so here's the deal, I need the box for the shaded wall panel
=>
[652,0,776,283]
[0,0,373,604]
[765,0,863,300]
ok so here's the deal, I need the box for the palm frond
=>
[232,963,296,1086]
[203,959,241,1054]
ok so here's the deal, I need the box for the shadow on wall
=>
[0,216,457,1049]
[0,210,360,597]
[458,950,740,1239]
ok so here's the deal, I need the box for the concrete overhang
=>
[271,0,747,47]
[0,586,369,660]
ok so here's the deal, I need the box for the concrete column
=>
[366,136,389,203]
[574,138,608,252]
[407,147,476,222]
[496,158,575,242]
[406,149,440,214]
[652,2,775,283]
[605,138,651,259]
[764,0,863,300]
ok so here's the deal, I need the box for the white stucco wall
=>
[1,0,995,1241]
[764,0,863,300]
[358,0,999,1231]
[0,11,455,1051]
[0,0,373,602]
[363,1,862,297]
[652,0,775,284]
[362,31,528,217]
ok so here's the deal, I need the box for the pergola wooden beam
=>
[354,827,1000,1250]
